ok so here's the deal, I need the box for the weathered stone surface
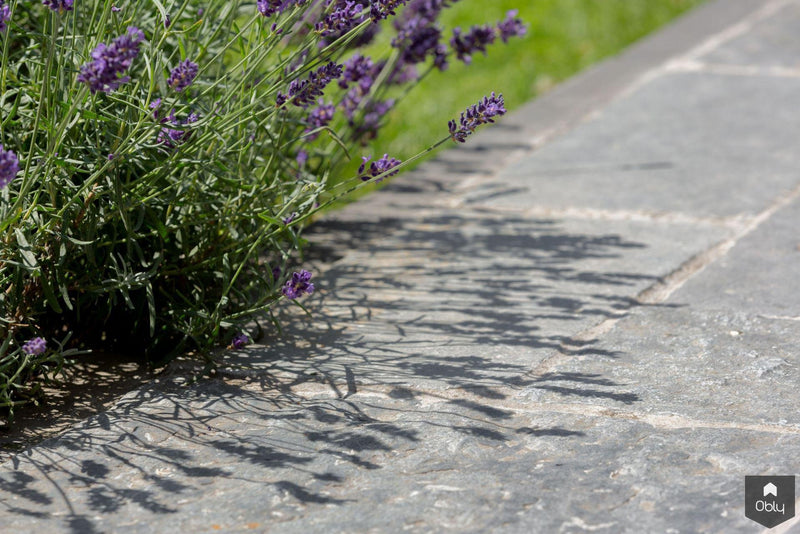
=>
[671,196,800,316]
[518,306,800,426]
[0,385,793,533]
[700,1,800,69]
[485,71,800,217]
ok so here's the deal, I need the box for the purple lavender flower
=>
[258,0,306,18]
[0,145,19,188]
[282,269,314,299]
[230,333,249,349]
[448,92,506,143]
[111,5,121,12]
[305,100,335,139]
[168,59,199,92]
[78,27,145,94]
[0,0,11,31]
[277,61,342,108]
[369,0,408,22]
[42,0,73,13]
[497,9,526,42]
[271,265,281,280]
[22,337,46,356]
[149,98,162,119]
[296,149,308,168]
[339,54,375,88]
[353,99,393,144]
[399,0,457,24]
[450,24,496,64]
[163,14,171,28]
[282,212,297,225]
[316,0,364,36]
[393,17,446,68]
[158,110,198,148]
[358,153,401,182]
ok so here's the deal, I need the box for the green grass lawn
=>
[333,0,705,193]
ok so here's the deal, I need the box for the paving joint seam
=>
[667,60,800,79]
[662,0,792,73]
[528,180,800,381]
[607,0,792,110]
[445,196,753,229]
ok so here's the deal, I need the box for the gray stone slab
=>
[670,195,800,316]
[243,211,727,393]
[481,71,800,218]
[518,306,800,428]
[0,384,792,533]
[700,1,800,69]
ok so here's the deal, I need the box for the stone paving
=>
[2,0,800,532]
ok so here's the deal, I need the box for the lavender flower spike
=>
[0,145,20,188]
[369,0,408,22]
[282,270,314,299]
[358,153,401,182]
[168,59,199,92]
[22,337,47,356]
[258,0,306,18]
[315,1,364,36]
[0,0,11,31]
[450,24,496,64]
[448,92,506,143]
[497,10,527,43]
[229,333,249,349]
[42,0,73,13]
[78,27,145,94]
[277,62,342,108]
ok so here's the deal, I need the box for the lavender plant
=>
[0,0,522,414]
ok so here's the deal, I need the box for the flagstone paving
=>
[2,0,800,532]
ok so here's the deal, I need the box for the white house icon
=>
[764,483,778,497]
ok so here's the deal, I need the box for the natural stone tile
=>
[700,1,800,69]
[483,71,800,217]
[522,307,800,427]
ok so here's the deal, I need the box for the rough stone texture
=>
[2,1,800,533]
[700,1,800,69]
[0,387,793,533]
[486,70,800,217]
[672,195,800,316]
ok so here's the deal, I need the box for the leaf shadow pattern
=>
[0,193,681,530]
